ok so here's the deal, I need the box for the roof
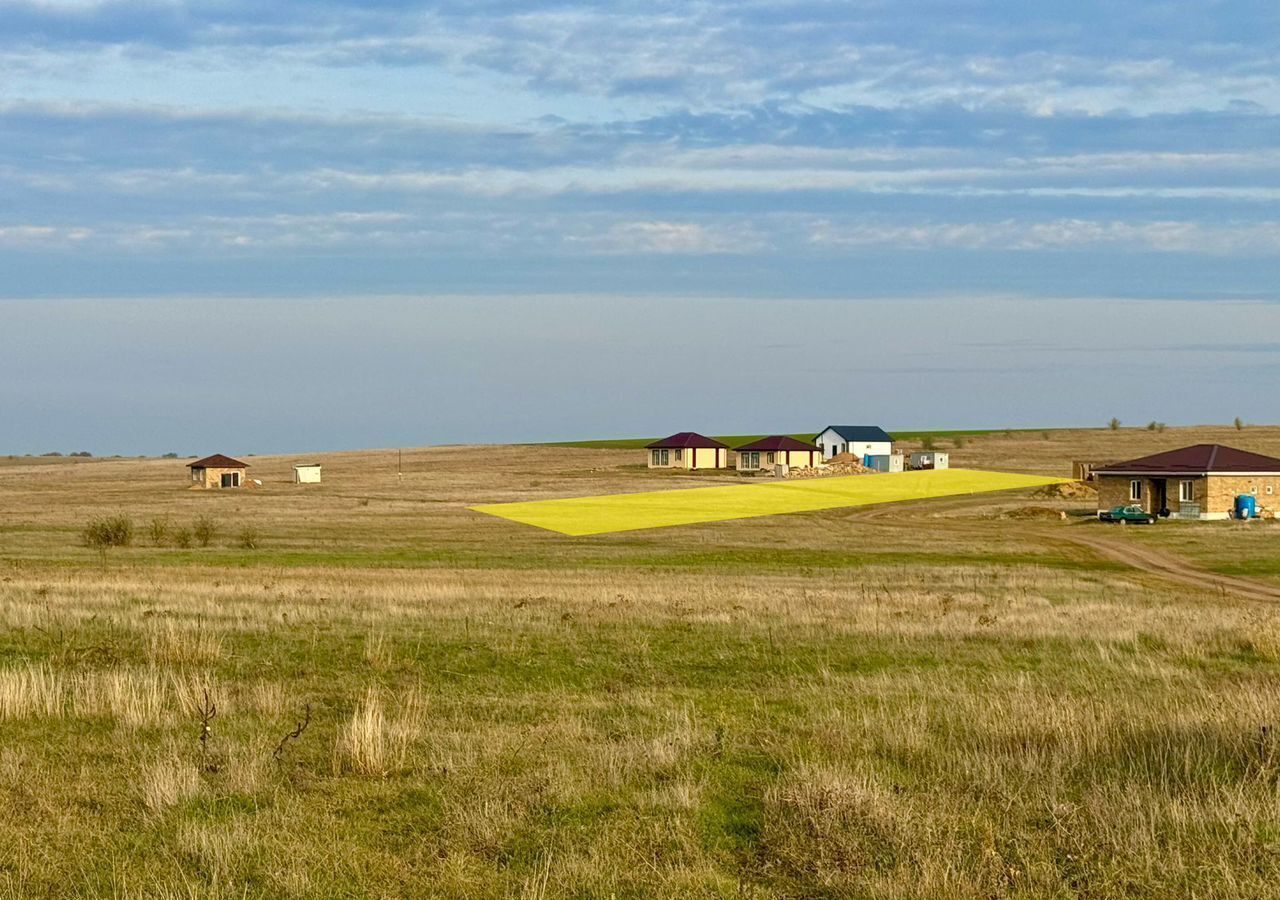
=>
[187,454,249,469]
[645,432,730,450]
[292,463,322,468]
[735,435,819,452]
[815,425,893,443]
[1094,444,1280,475]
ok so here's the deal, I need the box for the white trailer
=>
[292,464,322,484]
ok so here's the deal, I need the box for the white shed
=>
[292,464,322,484]
[865,453,905,473]
[910,452,949,470]
[814,425,893,461]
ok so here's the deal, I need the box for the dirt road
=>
[843,491,1280,602]
[1053,528,1280,602]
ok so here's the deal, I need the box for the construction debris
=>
[786,453,870,479]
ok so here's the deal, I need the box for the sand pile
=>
[1003,506,1068,520]
[1033,481,1097,500]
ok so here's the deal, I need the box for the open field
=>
[4,426,1280,896]
[472,469,1069,535]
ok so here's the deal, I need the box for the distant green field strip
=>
[471,468,1069,535]
[544,428,1053,450]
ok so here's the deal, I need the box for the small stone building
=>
[1094,444,1280,520]
[187,453,249,489]
[735,436,823,472]
[645,432,730,470]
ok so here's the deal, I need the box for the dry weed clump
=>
[333,688,424,776]
[0,664,65,719]
[146,620,223,665]
[140,756,204,813]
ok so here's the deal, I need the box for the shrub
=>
[237,526,259,550]
[147,518,169,547]
[1108,418,1121,431]
[1235,417,1245,431]
[161,452,179,459]
[192,517,217,548]
[920,435,936,450]
[83,516,133,549]
[172,527,193,549]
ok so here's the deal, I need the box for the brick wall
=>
[1098,473,1280,517]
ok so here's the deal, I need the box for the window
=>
[1130,480,1142,501]
[674,449,682,462]
[660,449,669,465]
[1268,485,1275,496]
[652,450,660,466]
[1179,480,1194,503]
[766,451,775,465]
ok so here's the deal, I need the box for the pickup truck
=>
[1098,504,1156,525]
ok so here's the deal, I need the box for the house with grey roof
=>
[814,425,893,461]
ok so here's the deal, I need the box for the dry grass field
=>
[4,425,1280,897]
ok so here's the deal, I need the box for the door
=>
[1152,479,1168,516]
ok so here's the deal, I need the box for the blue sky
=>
[2,1,1278,451]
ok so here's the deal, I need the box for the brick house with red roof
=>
[1094,444,1280,520]
[645,433,730,470]
[187,453,249,489]
[734,436,822,472]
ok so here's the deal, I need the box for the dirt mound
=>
[1033,481,1096,500]
[1004,506,1068,520]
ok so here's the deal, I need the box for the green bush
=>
[147,518,169,547]
[172,527,193,549]
[193,517,217,548]
[237,526,260,550]
[83,516,133,549]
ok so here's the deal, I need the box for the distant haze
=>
[3,295,1277,456]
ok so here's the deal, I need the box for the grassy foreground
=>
[4,426,1280,897]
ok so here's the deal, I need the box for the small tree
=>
[193,516,217,548]
[1108,418,1121,431]
[172,527,193,549]
[83,516,133,549]
[920,435,936,450]
[148,518,169,547]
[1235,417,1244,431]
[237,526,259,550]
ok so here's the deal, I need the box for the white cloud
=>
[570,220,765,255]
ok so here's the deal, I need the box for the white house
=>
[814,426,893,461]
[292,464,322,484]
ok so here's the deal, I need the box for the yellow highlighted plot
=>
[471,468,1069,535]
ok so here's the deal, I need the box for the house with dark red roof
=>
[644,432,729,470]
[187,453,249,489]
[734,436,822,472]
[1093,444,1280,519]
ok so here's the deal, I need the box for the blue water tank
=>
[1236,495,1257,519]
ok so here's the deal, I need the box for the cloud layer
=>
[0,1,1278,297]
